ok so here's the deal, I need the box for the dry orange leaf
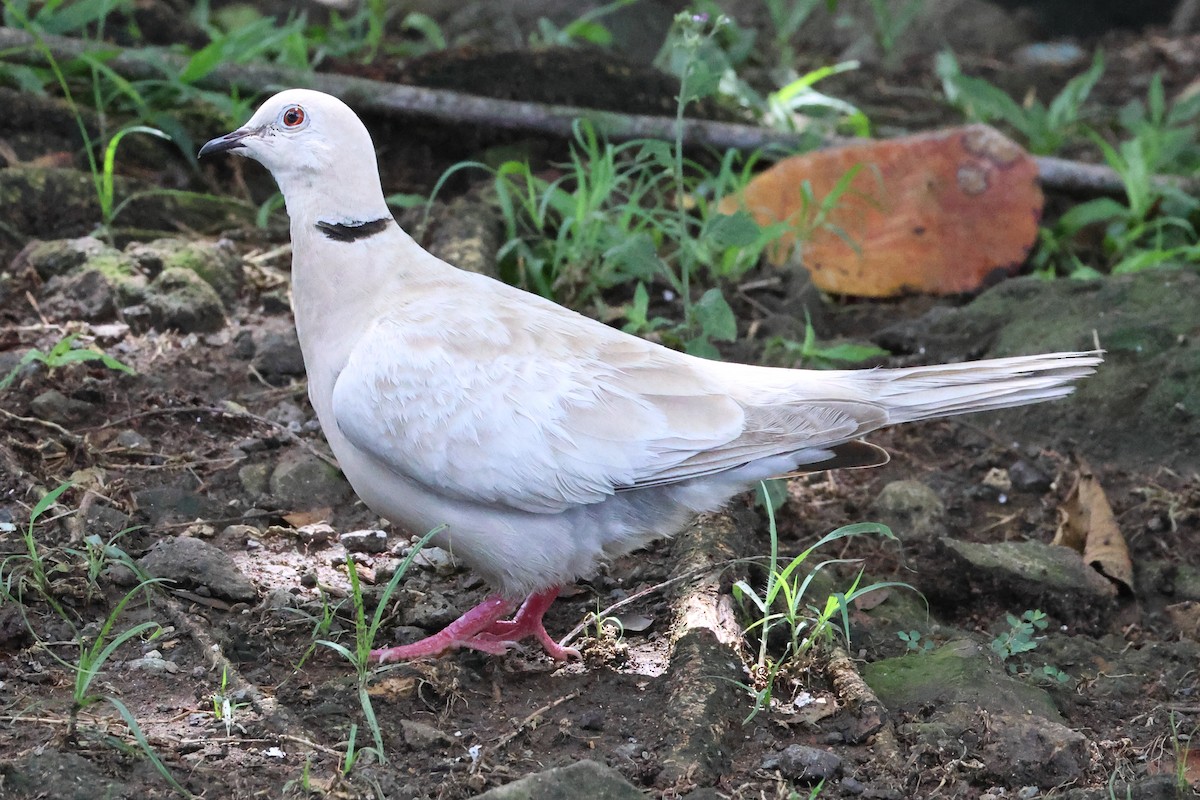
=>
[1053,459,1134,595]
[726,124,1042,297]
[282,508,332,527]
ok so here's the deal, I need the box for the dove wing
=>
[330,282,882,514]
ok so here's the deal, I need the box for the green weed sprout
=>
[1,332,135,391]
[0,482,73,612]
[317,526,441,770]
[732,482,906,721]
[937,49,1104,155]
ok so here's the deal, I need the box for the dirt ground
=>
[1,2,1199,799]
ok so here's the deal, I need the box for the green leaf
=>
[1056,197,1127,233]
[604,234,662,282]
[705,210,762,248]
[1047,50,1104,130]
[692,288,737,343]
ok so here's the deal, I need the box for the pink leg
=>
[371,587,580,663]
[474,588,580,661]
[372,596,514,662]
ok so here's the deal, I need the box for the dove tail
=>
[869,350,1103,424]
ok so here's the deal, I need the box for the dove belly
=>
[324,427,770,597]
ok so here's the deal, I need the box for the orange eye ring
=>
[282,106,306,128]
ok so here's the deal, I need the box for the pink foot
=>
[372,588,580,663]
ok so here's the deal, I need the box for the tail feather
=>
[870,351,1103,425]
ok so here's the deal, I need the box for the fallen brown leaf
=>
[1054,460,1134,594]
[282,508,332,527]
[724,124,1042,297]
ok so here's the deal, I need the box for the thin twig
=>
[489,689,582,754]
[0,405,82,444]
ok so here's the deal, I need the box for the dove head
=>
[200,89,389,222]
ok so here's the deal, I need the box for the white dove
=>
[200,89,1100,663]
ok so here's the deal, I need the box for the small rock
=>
[252,330,305,383]
[981,467,1011,494]
[1014,41,1086,69]
[471,759,643,800]
[30,389,96,425]
[399,719,454,749]
[137,535,258,601]
[114,428,151,450]
[42,268,118,321]
[264,400,306,428]
[341,529,387,553]
[1009,459,1051,493]
[90,322,129,346]
[767,744,841,782]
[121,303,153,332]
[220,524,259,542]
[144,267,226,333]
[232,329,256,360]
[870,480,946,543]
[397,587,461,630]
[296,522,337,547]
[412,545,458,574]
[979,711,1089,787]
[578,709,605,731]
[126,237,244,307]
[238,463,271,498]
[128,650,180,674]
[16,236,109,279]
[84,502,130,536]
[132,485,223,525]
[261,289,291,314]
[269,450,351,510]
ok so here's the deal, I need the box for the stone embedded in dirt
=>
[127,649,180,675]
[762,744,842,782]
[1009,459,1052,493]
[470,759,643,800]
[264,400,307,430]
[251,330,306,383]
[83,501,130,537]
[411,545,458,574]
[143,267,226,333]
[268,449,352,510]
[870,480,947,543]
[340,528,388,554]
[29,388,97,425]
[398,718,455,749]
[232,329,256,359]
[114,428,151,450]
[937,538,1118,627]
[125,238,244,307]
[396,586,461,630]
[132,485,224,525]
[238,462,271,498]
[260,289,291,314]
[979,710,1089,787]
[137,535,258,602]
[294,522,336,547]
[900,704,1089,789]
[864,638,1062,721]
[14,236,109,279]
[41,268,118,321]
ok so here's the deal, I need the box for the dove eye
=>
[281,105,307,129]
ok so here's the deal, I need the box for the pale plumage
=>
[200,90,1101,662]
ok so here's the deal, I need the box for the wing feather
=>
[330,284,882,513]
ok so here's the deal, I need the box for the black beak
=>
[198,128,252,158]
